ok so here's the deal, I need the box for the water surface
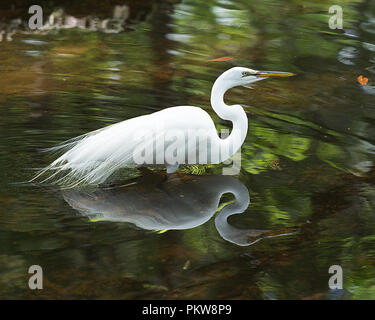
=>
[1,0,375,299]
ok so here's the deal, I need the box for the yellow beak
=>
[256,71,295,78]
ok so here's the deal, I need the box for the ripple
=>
[165,33,192,43]
[24,50,42,57]
[21,39,48,46]
[337,46,358,65]
[363,42,375,52]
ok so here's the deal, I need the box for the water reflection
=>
[1,0,375,299]
[63,173,281,246]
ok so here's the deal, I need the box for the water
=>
[1,0,375,299]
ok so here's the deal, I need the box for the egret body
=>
[33,67,294,187]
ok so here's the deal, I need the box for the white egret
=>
[32,67,294,187]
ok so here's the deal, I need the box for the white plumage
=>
[31,67,294,187]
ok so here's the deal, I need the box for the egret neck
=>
[210,74,248,163]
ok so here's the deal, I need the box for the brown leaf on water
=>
[208,56,233,62]
[357,75,368,86]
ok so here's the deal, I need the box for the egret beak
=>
[256,71,295,78]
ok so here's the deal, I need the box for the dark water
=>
[1,0,375,299]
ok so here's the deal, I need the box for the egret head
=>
[219,67,295,88]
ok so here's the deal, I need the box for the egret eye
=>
[241,71,253,77]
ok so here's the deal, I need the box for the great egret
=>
[32,67,294,187]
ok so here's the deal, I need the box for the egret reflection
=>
[63,173,278,246]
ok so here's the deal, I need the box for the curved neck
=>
[211,77,248,162]
[214,178,263,246]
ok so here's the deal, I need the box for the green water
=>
[1,0,375,299]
